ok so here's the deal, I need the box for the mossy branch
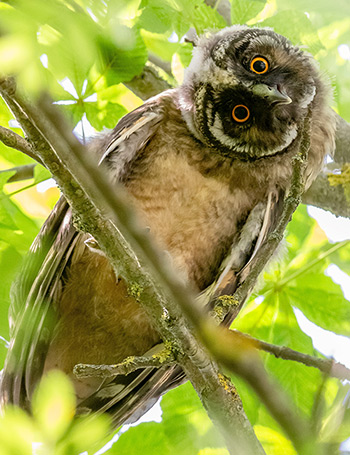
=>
[0,80,266,455]
[74,348,176,379]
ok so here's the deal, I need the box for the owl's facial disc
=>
[181,26,319,161]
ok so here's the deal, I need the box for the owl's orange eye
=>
[232,105,250,123]
[250,56,269,74]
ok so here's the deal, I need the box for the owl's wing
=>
[1,197,79,408]
[0,95,166,410]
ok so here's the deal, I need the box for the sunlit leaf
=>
[231,0,266,25]
[32,370,76,442]
[288,273,350,335]
[108,422,171,455]
[260,10,324,55]
[254,425,297,455]
[0,406,39,455]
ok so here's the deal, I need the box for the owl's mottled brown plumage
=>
[0,25,335,426]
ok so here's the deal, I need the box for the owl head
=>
[179,26,329,161]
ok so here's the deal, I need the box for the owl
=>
[0,25,335,428]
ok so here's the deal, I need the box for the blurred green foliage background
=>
[0,0,350,454]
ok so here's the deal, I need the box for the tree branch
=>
[0,80,266,455]
[0,164,36,183]
[0,126,39,163]
[303,172,350,217]
[125,65,172,101]
[74,347,176,379]
[234,330,350,381]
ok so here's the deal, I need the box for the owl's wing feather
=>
[98,95,165,180]
[0,97,165,410]
[2,197,78,407]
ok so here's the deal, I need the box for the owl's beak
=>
[251,84,292,105]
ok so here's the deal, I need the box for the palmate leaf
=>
[98,26,148,86]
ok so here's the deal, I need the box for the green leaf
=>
[60,102,86,128]
[109,422,171,455]
[32,370,76,442]
[33,164,52,184]
[0,170,16,192]
[0,191,40,252]
[139,0,176,34]
[231,0,266,25]
[285,206,319,260]
[288,272,350,335]
[171,0,226,35]
[234,294,323,417]
[0,406,39,455]
[110,382,226,455]
[85,101,127,130]
[98,26,148,86]
[160,382,226,454]
[254,425,297,455]
[61,414,111,455]
[259,10,324,55]
[330,242,350,275]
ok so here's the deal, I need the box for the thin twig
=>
[0,126,39,163]
[234,330,350,381]
[0,164,36,183]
